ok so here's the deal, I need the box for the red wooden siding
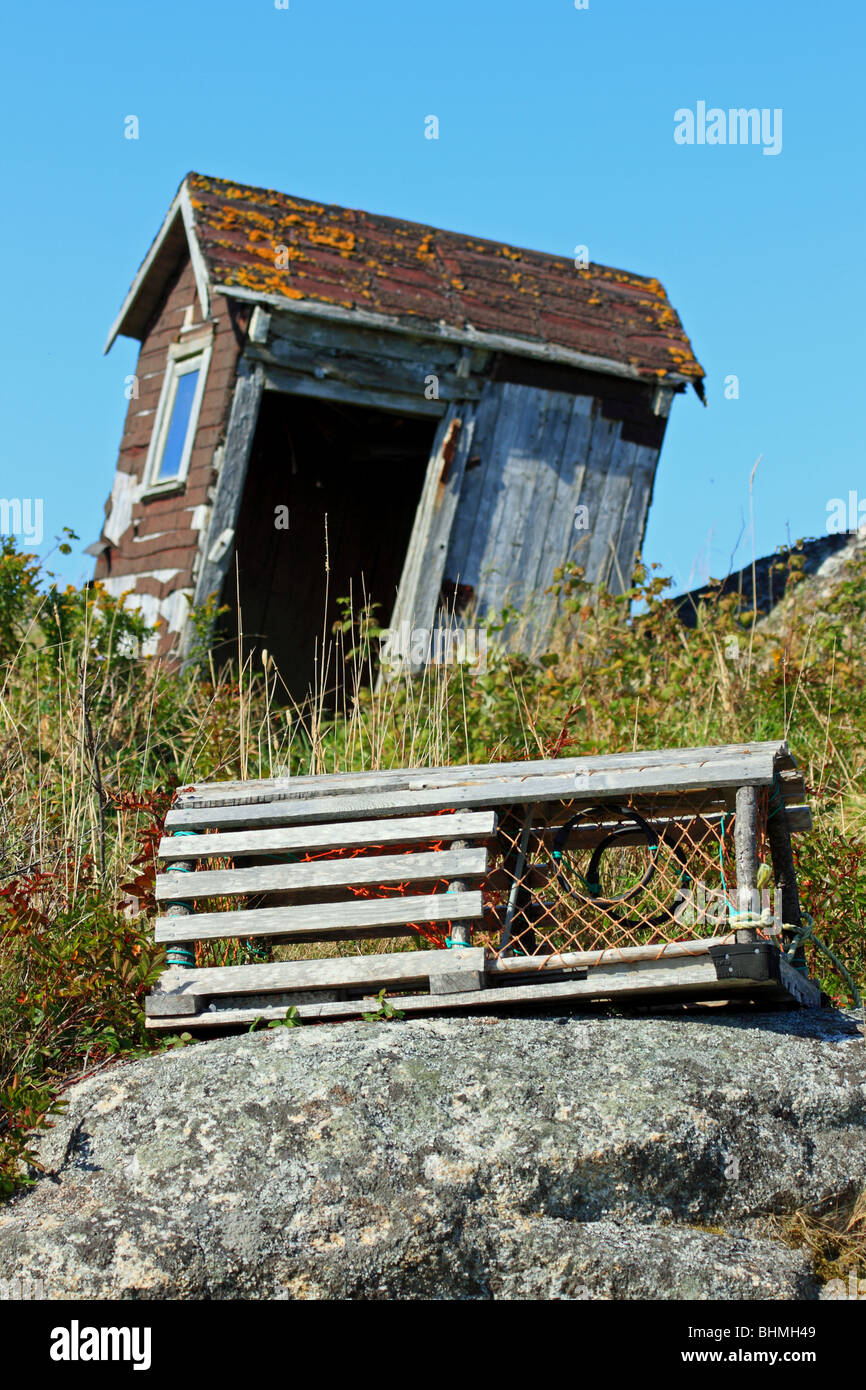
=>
[95,256,249,656]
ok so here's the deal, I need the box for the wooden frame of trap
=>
[145,741,821,1031]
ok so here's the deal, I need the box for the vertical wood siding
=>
[441,381,661,641]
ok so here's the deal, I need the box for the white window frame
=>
[142,333,212,494]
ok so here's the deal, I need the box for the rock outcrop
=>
[1,1008,863,1300]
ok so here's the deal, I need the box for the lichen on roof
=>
[145,172,706,388]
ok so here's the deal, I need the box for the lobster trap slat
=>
[145,740,820,1030]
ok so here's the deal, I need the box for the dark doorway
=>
[216,392,438,701]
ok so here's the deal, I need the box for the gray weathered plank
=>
[159,810,497,863]
[567,413,621,582]
[583,432,638,590]
[145,946,818,1029]
[154,946,485,999]
[191,360,264,611]
[439,379,506,593]
[265,309,473,370]
[154,888,484,943]
[535,802,811,850]
[466,384,554,617]
[247,336,481,405]
[526,395,595,637]
[156,847,487,903]
[386,402,478,658]
[261,363,445,419]
[483,387,571,617]
[165,754,780,832]
[175,740,795,807]
[610,444,659,593]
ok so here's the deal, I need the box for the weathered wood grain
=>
[487,935,738,974]
[735,784,760,939]
[583,432,638,590]
[154,888,484,943]
[610,444,658,593]
[145,943,819,1029]
[175,740,796,807]
[155,946,485,999]
[191,360,264,610]
[158,810,497,863]
[218,282,697,388]
[529,803,811,852]
[165,753,780,832]
[156,847,487,903]
[261,363,445,419]
[385,402,480,659]
[566,412,620,581]
[246,334,480,406]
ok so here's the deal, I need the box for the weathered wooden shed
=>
[92,172,703,693]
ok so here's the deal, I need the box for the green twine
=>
[166,829,197,969]
[767,772,787,820]
[717,813,736,913]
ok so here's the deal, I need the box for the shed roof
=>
[106,172,704,394]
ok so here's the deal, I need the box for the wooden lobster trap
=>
[145,741,821,1031]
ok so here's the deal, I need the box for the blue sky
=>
[1,0,863,594]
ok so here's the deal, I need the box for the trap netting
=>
[478,790,773,959]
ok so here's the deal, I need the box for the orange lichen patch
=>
[450,278,465,290]
[663,343,705,378]
[282,196,326,215]
[416,233,436,264]
[307,225,355,252]
[500,246,521,260]
[597,267,666,296]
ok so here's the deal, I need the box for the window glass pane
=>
[157,368,200,480]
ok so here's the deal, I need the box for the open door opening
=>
[215,391,438,702]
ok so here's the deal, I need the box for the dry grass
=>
[761,1187,866,1284]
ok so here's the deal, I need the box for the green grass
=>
[1,533,864,1195]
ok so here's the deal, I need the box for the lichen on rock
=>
[0,1009,863,1300]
